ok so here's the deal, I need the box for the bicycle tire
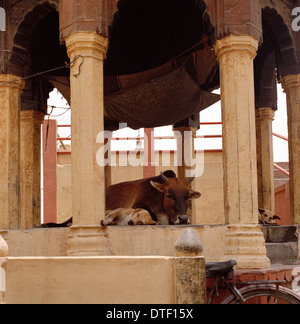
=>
[221,284,300,304]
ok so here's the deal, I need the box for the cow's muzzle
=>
[177,215,189,225]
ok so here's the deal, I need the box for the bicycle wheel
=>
[222,284,300,304]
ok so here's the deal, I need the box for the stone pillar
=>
[174,127,197,181]
[214,35,270,269]
[174,127,197,224]
[20,111,44,228]
[0,75,25,229]
[256,107,275,214]
[174,229,206,304]
[143,128,156,179]
[281,74,300,225]
[65,32,110,256]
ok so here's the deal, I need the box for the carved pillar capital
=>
[20,110,45,123]
[281,74,300,91]
[255,107,275,121]
[66,32,108,61]
[214,35,259,61]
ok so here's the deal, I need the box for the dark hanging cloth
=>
[104,45,220,130]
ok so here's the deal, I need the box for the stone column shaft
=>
[66,32,109,255]
[20,110,44,229]
[215,36,259,225]
[214,35,270,269]
[281,74,300,225]
[0,75,25,229]
[174,127,197,224]
[143,128,156,179]
[256,107,275,214]
[174,127,197,181]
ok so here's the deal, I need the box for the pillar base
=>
[67,225,111,256]
[223,224,270,269]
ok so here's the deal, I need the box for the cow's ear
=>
[150,181,164,192]
[189,190,201,199]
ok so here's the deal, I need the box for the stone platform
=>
[0,225,227,261]
[262,226,299,264]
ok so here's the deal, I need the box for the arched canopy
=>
[8,1,68,113]
[9,1,60,75]
[262,7,299,77]
[255,6,300,110]
[106,0,214,75]
[103,0,220,129]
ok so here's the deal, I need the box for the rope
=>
[0,63,70,87]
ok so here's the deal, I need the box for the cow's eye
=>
[186,199,192,208]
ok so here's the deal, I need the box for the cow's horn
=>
[186,177,195,184]
[160,172,169,183]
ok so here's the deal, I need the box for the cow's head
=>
[150,172,201,225]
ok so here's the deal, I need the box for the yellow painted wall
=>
[57,151,225,225]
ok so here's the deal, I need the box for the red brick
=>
[238,274,255,282]
[255,273,268,281]
[284,271,293,283]
[277,271,285,281]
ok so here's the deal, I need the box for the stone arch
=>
[8,1,68,113]
[106,0,215,76]
[254,6,299,110]
[262,6,298,77]
[110,0,213,39]
[111,0,212,30]
[254,51,277,110]
[9,1,59,77]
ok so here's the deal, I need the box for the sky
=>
[47,83,289,163]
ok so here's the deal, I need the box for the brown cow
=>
[42,171,201,227]
[105,170,201,225]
